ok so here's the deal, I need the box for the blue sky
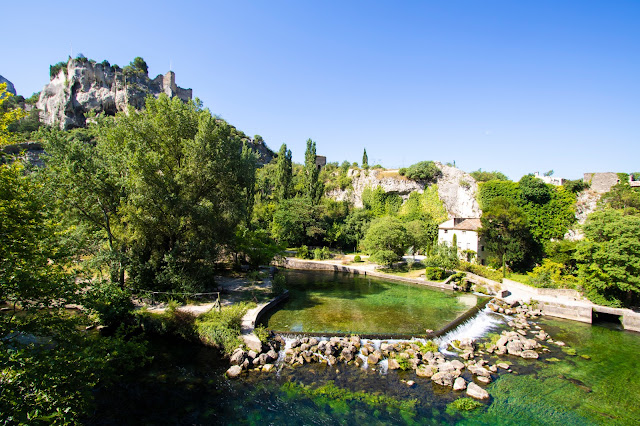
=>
[3,1,639,179]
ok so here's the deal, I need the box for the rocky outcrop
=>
[326,162,481,218]
[0,75,16,95]
[36,58,192,129]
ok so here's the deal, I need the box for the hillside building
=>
[437,218,487,265]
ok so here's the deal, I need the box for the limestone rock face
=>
[36,58,192,130]
[326,162,481,218]
[0,75,16,95]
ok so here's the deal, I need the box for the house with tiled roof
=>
[437,218,487,265]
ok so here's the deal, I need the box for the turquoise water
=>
[260,270,478,336]
[91,273,640,424]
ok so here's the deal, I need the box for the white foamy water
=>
[435,308,508,354]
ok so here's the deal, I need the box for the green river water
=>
[91,272,640,425]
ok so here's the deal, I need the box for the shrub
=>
[370,249,401,268]
[449,272,466,283]
[196,302,254,355]
[397,161,442,182]
[425,267,446,281]
[459,261,503,282]
[50,61,68,78]
[417,340,439,352]
[297,245,310,259]
[271,273,286,296]
[253,324,270,344]
[83,280,134,327]
[448,397,484,412]
[353,254,362,262]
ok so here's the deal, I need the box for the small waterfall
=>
[435,307,508,354]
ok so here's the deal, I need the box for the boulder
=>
[367,353,380,365]
[477,376,491,384]
[226,365,243,378]
[388,359,401,370]
[450,360,465,370]
[432,372,455,387]
[496,362,510,370]
[521,350,539,359]
[266,350,278,363]
[416,365,437,378]
[466,382,490,400]
[453,377,467,391]
[506,340,524,355]
[262,364,275,373]
[230,349,246,365]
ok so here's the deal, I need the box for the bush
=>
[83,280,134,327]
[370,249,401,267]
[423,242,459,270]
[425,267,446,281]
[449,272,466,283]
[271,273,286,296]
[253,324,270,344]
[448,397,484,412]
[136,307,197,341]
[297,245,310,259]
[353,254,362,262]
[459,261,503,282]
[398,161,442,182]
[313,246,332,260]
[196,302,254,355]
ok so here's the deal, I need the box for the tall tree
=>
[576,209,640,307]
[275,143,293,201]
[304,138,323,203]
[479,197,540,274]
[362,148,368,168]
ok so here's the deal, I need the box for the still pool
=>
[259,270,482,336]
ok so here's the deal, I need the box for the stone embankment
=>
[226,298,561,401]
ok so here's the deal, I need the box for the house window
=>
[444,230,448,233]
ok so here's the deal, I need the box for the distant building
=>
[630,174,640,188]
[315,155,326,170]
[438,218,487,265]
[533,172,565,186]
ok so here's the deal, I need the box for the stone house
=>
[437,218,487,265]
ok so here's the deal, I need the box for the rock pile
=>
[225,335,284,378]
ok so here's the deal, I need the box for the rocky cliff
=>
[0,75,16,95]
[36,58,192,129]
[327,162,481,219]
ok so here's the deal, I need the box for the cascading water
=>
[435,306,508,354]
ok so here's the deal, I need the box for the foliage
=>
[313,246,332,260]
[416,340,439,352]
[353,254,362,262]
[362,148,368,168]
[527,259,578,289]
[132,56,148,74]
[599,183,640,213]
[459,261,503,282]
[271,197,325,246]
[425,267,446,280]
[576,209,640,307]
[404,219,437,254]
[519,174,551,204]
[362,185,402,217]
[281,381,417,414]
[195,302,255,355]
[42,95,258,292]
[447,397,484,413]
[470,169,509,182]
[563,179,589,193]
[275,143,293,200]
[369,249,401,268]
[423,242,459,270]
[304,139,323,203]
[361,216,408,264]
[400,184,448,225]
[271,273,286,296]
[398,160,442,182]
[296,245,310,259]
[339,208,373,250]
[83,280,134,327]
[234,225,283,268]
[479,197,541,272]
[49,60,68,78]
[253,324,270,344]
[0,83,27,146]
[135,307,197,342]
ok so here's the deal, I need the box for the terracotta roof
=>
[439,218,482,231]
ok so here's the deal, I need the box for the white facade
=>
[437,218,487,265]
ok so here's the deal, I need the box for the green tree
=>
[132,56,148,74]
[271,197,325,246]
[275,143,293,201]
[361,216,408,264]
[362,148,368,168]
[519,174,552,204]
[398,161,442,182]
[0,83,26,147]
[304,138,323,203]
[423,242,459,270]
[479,197,540,274]
[404,220,437,254]
[599,183,640,213]
[576,209,640,307]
